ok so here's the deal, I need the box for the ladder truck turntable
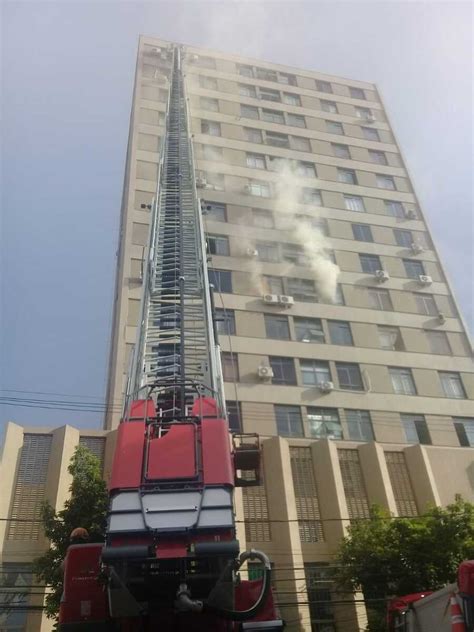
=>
[59,45,283,631]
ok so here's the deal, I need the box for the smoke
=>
[272,158,340,303]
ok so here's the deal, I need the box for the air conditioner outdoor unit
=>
[411,242,424,254]
[418,275,433,286]
[405,209,417,219]
[278,295,294,307]
[196,177,207,188]
[438,312,446,324]
[375,269,390,282]
[257,365,274,380]
[263,294,279,304]
[246,248,259,258]
[319,381,334,393]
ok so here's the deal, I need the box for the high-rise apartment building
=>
[1,36,473,632]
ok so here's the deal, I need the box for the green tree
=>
[33,445,109,622]
[335,497,474,632]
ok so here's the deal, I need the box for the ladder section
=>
[129,46,218,418]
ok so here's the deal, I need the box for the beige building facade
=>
[1,36,473,631]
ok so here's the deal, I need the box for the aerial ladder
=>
[59,45,284,631]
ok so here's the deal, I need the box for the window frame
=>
[264,314,291,340]
[336,362,364,391]
[269,356,297,386]
[207,234,230,256]
[389,367,417,396]
[275,404,303,437]
[368,287,393,311]
[345,409,374,441]
[300,359,331,387]
[294,317,325,343]
[353,224,374,243]
[328,320,353,346]
[307,407,342,439]
[439,372,466,399]
[208,268,232,293]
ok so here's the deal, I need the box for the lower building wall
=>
[1,422,473,631]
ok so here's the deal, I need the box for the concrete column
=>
[358,442,398,514]
[404,444,441,513]
[263,437,312,631]
[0,423,24,551]
[45,425,80,512]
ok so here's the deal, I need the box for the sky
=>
[1,0,472,436]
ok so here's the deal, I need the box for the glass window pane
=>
[300,360,331,386]
[275,405,303,437]
[389,367,417,395]
[263,275,284,295]
[221,352,239,381]
[252,208,274,228]
[307,408,342,439]
[288,113,306,128]
[265,131,290,147]
[326,121,344,135]
[292,136,311,151]
[362,126,379,141]
[208,269,232,293]
[241,104,259,119]
[321,100,337,113]
[244,127,263,143]
[338,169,357,184]
[265,314,290,340]
[336,363,363,390]
[262,109,284,124]
[269,357,297,385]
[294,317,325,343]
[439,372,466,398]
[378,326,404,351]
[344,195,365,212]
[316,80,332,93]
[226,401,242,433]
[301,188,322,205]
[359,254,381,273]
[287,277,317,301]
[256,241,279,262]
[328,321,353,346]
[332,143,350,158]
[376,174,396,190]
[283,93,301,106]
[368,288,392,310]
[454,418,474,447]
[246,153,266,169]
[385,200,405,217]
[345,410,374,441]
[353,224,373,242]
[394,229,413,247]
[414,293,437,316]
[207,234,229,256]
[215,308,235,336]
[403,259,425,279]
[202,201,226,221]
[401,414,431,445]
[350,87,365,99]
[427,331,451,354]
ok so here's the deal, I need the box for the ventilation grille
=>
[242,470,271,542]
[79,436,105,469]
[7,434,52,540]
[385,451,418,516]
[290,447,323,542]
[338,449,370,519]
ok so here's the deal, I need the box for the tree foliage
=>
[335,497,474,631]
[33,445,108,621]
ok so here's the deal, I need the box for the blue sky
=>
[1,0,472,433]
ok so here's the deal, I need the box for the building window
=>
[241,104,259,119]
[328,320,353,346]
[201,120,221,136]
[287,277,317,301]
[221,352,239,381]
[326,120,344,135]
[403,259,425,279]
[265,131,290,147]
[378,326,404,351]
[244,127,263,144]
[200,96,219,112]
[207,234,229,256]
[439,372,466,399]
[252,208,274,228]
[256,241,279,262]
[287,113,306,128]
[208,269,232,293]
[294,317,325,343]
[334,284,345,305]
[414,292,438,316]
[344,195,365,212]
[281,243,307,266]
[261,108,285,124]
[238,64,254,77]
[278,72,297,85]
[394,228,413,247]
[321,99,338,113]
[345,410,374,441]
[389,367,417,395]
[355,105,372,118]
[199,75,217,90]
[336,363,363,391]
[300,359,331,386]
[454,418,474,447]
[226,401,242,433]
[385,200,405,217]
[215,308,235,336]
[301,187,322,205]
[295,161,316,177]
[202,201,226,222]
[332,143,350,159]
[376,174,396,190]
[247,181,271,197]
[368,287,393,310]
[316,80,332,93]
[283,92,301,106]
[264,314,290,340]
[292,136,311,151]
[369,149,387,165]
[359,253,381,273]
[305,563,335,627]
[350,86,365,99]
[338,168,357,185]
[256,67,278,81]
[246,153,266,169]
[362,126,380,141]
[427,331,451,355]
[259,87,281,102]
[0,562,32,628]
[275,405,303,437]
[239,84,257,97]
[307,408,342,439]
[291,448,324,542]
[7,434,52,540]
[353,224,373,243]
[263,275,284,295]
[401,414,431,445]
[269,356,297,385]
